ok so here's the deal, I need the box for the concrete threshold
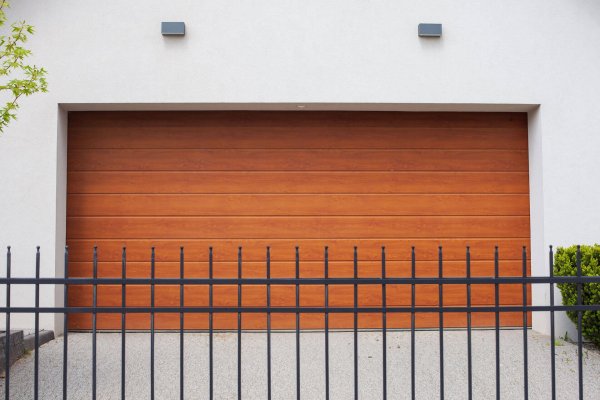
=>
[0,330,54,374]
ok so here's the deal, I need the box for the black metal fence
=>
[1,245,599,400]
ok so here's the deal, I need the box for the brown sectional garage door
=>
[66,111,530,330]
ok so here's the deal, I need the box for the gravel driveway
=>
[1,330,599,399]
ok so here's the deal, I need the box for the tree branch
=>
[0,21,26,65]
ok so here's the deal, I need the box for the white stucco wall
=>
[1,0,599,336]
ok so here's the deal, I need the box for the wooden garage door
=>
[66,111,530,330]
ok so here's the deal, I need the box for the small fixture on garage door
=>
[418,23,442,37]
[162,22,185,36]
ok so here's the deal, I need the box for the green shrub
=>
[553,244,600,347]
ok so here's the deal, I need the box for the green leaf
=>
[554,244,600,347]
[0,4,48,135]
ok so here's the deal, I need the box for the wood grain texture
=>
[66,111,530,330]
[66,239,530,262]
[67,260,531,279]
[67,216,530,239]
[67,284,529,308]
[68,149,528,172]
[67,194,530,216]
[67,312,532,331]
[67,171,530,194]
[68,111,527,150]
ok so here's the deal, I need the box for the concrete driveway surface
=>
[1,330,599,399]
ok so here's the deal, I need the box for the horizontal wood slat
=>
[66,239,530,262]
[67,260,530,279]
[67,312,532,330]
[68,111,528,149]
[67,216,530,239]
[67,284,530,307]
[69,127,526,150]
[68,149,528,172]
[70,113,527,150]
[68,171,530,194]
[66,111,530,330]
[67,194,530,216]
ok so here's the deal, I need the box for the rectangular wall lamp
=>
[162,22,186,36]
[418,23,442,37]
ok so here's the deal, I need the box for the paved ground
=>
[1,330,599,399]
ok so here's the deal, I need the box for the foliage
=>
[0,1,47,134]
[553,244,600,347]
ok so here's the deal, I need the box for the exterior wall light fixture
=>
[162,22,186,36]
[418,23,442,37]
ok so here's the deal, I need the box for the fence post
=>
[466,246,472,400]
[150,247,155,400]
[324,246,330,400]
[91,247,98,400]
[237,246,242,400]
[381,246,387,400]
[295,246,301,400]
[34,247,40,400]
[63,246,69,400]
[576,245,583,400]
[121,247,126,400]
[494,246,500,400]
[353,246,358,400]
[5,246,11,400]
[266,247,272,400]
[411,247,416,400]
[549,246,556,400]
[438,246,444,400]
[209,247,214,400]
[522,246,528,400]
[179,247,184,400]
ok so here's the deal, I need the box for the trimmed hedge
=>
[553,244,600,347]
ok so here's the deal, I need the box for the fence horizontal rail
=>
[2,244,597,400]
[1,305,599,314]
[1,276,599,285]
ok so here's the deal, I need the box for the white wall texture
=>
[0,1,599,336]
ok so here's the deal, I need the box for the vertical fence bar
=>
[381,246,387,400]
[522,246,528,400]
[237,246,242,400]
[92,247,98,400]
[494,246,500,400]
[466,246,472,400]
[410,247,416,400]
[353,246,358,400]
[549,246,556,400]
[5,246,10,400]
[34,247,40,400]
[63,247,69,400]
[576,245,583,400]
[121,247,126,400]
[438,246,444,400]
[209,247,214,400]
[324,246,330,400]
[295,246,301,400]
[150,247,155,400]
[266,247,272,400]
[179,247,184,400]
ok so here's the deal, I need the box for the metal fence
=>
[1,245,599,400]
